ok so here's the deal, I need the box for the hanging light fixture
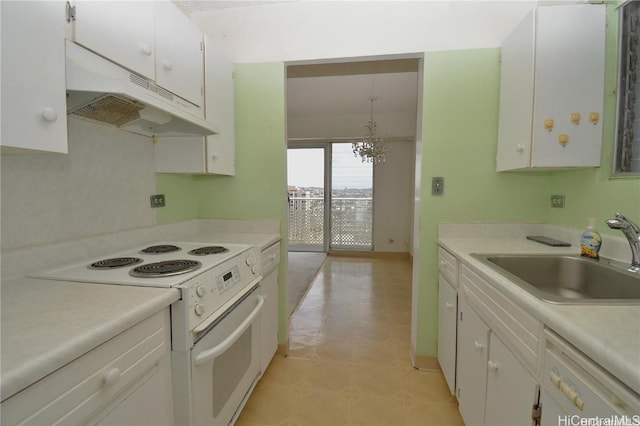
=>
[352,97,386,163]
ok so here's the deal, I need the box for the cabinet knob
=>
[445,302,454,310]
[211,152,219,160]
[41,107,58,122]
[516,144,525,153]
[474,341,483,351]
[161,60,173,71]
[488,360,499,372]
[140,44,152,56]
[103,368,121,386]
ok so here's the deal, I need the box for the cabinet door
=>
[531,4,605,168]
[74,1,155,80]
[496,8,535,171]
[437,275,457,395]
[1,1,68,154]
[485,333,538,426]
[456,297,490,426]
[204,35,236,176]
[154,1,204,106]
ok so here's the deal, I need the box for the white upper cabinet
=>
[154,1,204,106]
[73,1,155,80]
[1,1,68,154]
[154,35,236,175]
[72,0,203,106]
[496,4,606,171]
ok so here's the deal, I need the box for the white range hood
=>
[65,41,217,137]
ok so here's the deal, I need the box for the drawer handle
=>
[474,341,483,351]
[488,360,499,372]
[103,368,121,386]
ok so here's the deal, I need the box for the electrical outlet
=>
[550,194,565,208]
[432,177,444,195]
[150,194,166,208]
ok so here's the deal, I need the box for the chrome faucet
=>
[606,213,640,272]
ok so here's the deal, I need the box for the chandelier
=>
[352,97,386,163]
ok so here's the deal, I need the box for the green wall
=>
[415,48,551,356]
[547,3,640,232]
[195,63,287,221]
[155,173,199,223]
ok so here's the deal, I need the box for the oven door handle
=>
[194,294,265,367]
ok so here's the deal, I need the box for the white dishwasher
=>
[540,330,640,425]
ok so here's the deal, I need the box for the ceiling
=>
[177,2,420,120]
[287,59,419,119]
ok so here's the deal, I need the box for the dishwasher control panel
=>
[542,330,640,420]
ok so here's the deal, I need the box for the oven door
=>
[190,285,264,426]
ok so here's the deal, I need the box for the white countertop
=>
[0,277,180,401]
[439,237,640,395]
[181,231,281,251]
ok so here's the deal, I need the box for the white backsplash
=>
[1,117,157,251]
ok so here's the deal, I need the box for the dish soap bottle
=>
[580,217,602,259]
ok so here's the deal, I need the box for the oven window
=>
[211,328,252,417]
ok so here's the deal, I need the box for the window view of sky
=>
[287,143,372,189]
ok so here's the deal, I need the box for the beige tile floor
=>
[237,255,464,426]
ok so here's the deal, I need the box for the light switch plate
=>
[432,177,444,195]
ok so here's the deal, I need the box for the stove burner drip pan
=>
[140,244,181,254]
[130,260,202,278]
[89,257,143,269]
[188,246,230,256]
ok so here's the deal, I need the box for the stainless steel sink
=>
[471,254,640,304]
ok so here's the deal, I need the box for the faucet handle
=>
[616,212,640,233]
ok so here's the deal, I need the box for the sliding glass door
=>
[287,142,373,252]
[287,147,326,251]
[330,143,373,250]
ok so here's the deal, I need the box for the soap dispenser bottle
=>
[580,217,602,259]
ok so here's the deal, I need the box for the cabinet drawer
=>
[460,265,542,374]
[438,247,458,288]
[261,242,281,277]
[1,311,169,425]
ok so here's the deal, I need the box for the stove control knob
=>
[251,266,258,275]
[194,304,206,316]
[196,286,206,297]
[245,257,255,266]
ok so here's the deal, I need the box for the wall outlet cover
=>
[550,194,565,208]
[150,194,166,208]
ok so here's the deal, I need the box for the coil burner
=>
[140,244,181,254]
[129,259,202,278]
[188,246,230,256]
[89,257,143,269]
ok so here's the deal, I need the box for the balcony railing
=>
[288,196,372,249]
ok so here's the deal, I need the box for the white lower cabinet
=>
[0,310,174,425]
[485,333,539,425]
[437,274,458,395]
[456,297,490,425]
[456,296,538,426]
[260,242,281,373]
